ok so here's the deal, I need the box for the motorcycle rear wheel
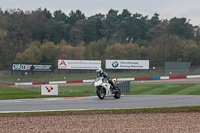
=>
[114,87,121,99]
[96,87,106,99]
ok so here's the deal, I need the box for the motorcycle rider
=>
[96,68,116,92]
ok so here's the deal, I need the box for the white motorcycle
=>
[94,76,121,99]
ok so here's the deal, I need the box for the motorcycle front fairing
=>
[94,76,113,97]
[101,82,113,96]
[94,77,103,87]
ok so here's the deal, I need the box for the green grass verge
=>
[0,85,95,100]
[1,83,200,100]
[131,83,200,95]
[1,106,200,116]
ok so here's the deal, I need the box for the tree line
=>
[0,8,200,70]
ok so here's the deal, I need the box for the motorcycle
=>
[94,76,121,99]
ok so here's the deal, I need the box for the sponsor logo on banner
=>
[12,63,32,71]
[58,60,101,70]
[112,61,119,68]
[59,60,67,66]
[12,63,54,72]
[106,60,149,69]
[41,85,58,95]
[58,60,68,69]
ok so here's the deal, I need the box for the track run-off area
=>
[0,95,200,113]
[1,77,200,113]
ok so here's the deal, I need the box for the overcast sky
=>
[1,0,200,26]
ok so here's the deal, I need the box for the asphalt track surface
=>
[0,95,200,113]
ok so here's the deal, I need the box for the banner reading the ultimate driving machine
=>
[106,60,149,69]
[58,60,101,70]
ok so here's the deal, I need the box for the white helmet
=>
[96,68,103,75]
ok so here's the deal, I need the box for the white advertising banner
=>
[58,60,101,70]
[41,85,58,95]
[106,60,149,69]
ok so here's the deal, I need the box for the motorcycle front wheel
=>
[114,87,121,99]
[96,87,106,99]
